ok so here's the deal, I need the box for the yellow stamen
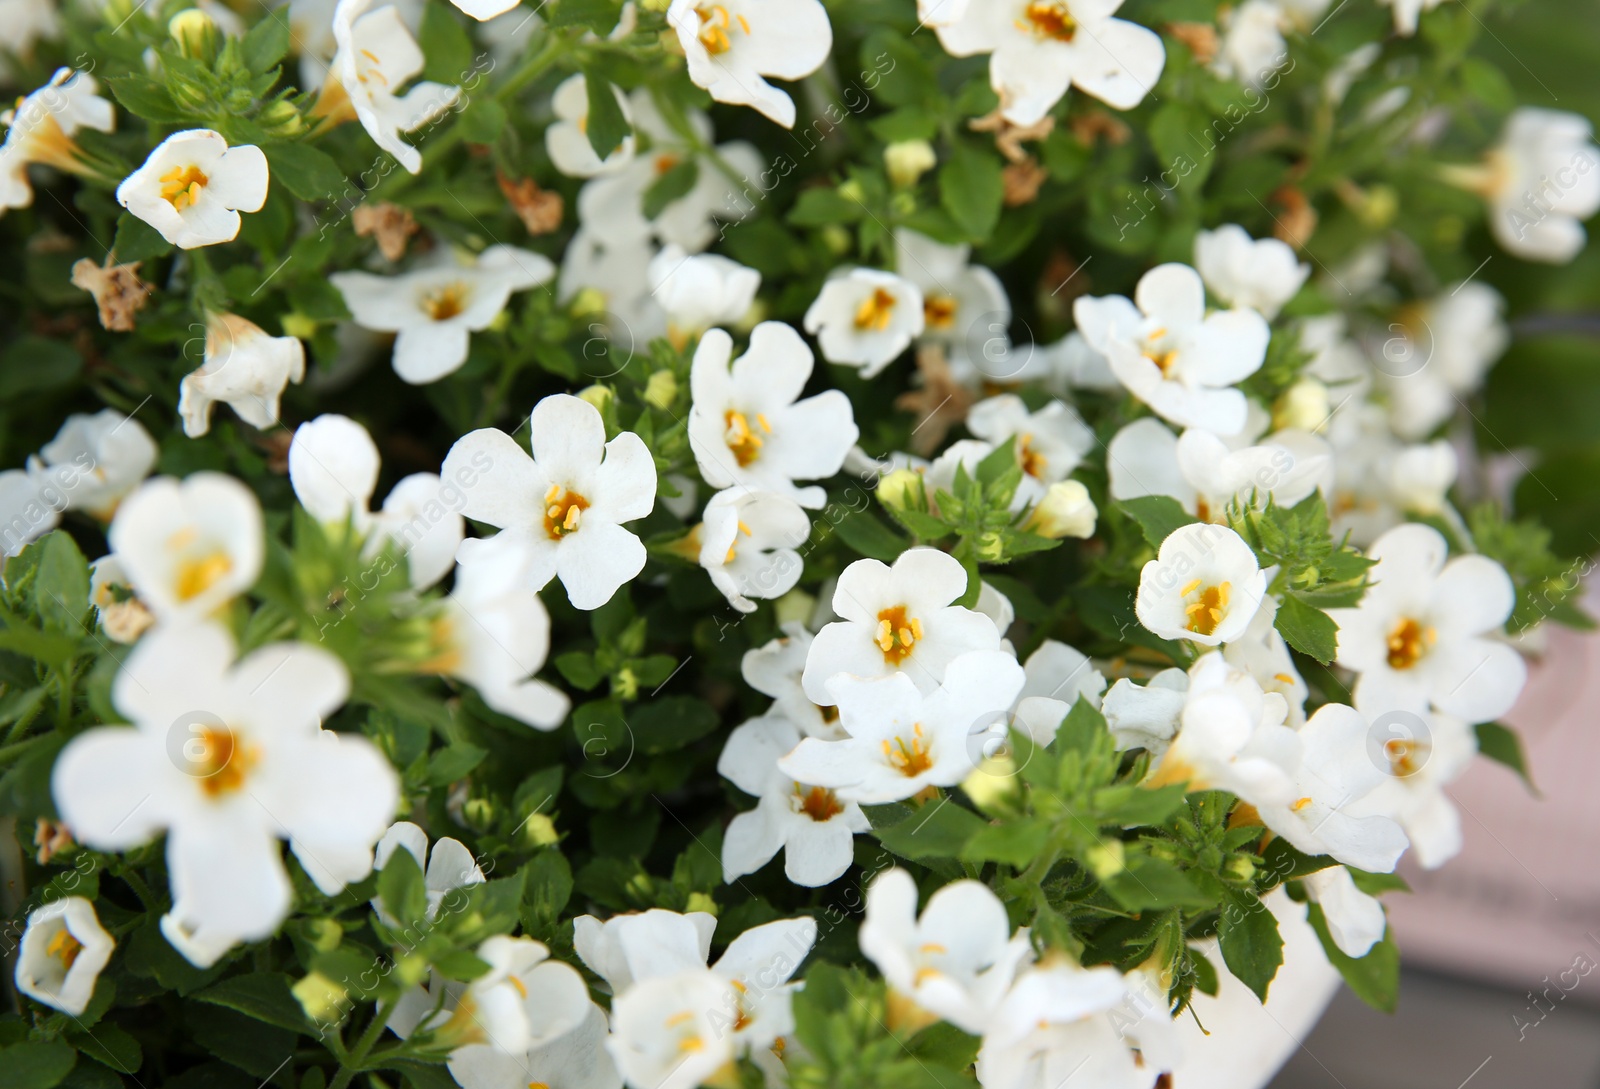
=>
[1183,581,1230,637]
[543,484,590,540]
[1385,617,1434,670]
[854,287,899,332]
[880,722,933,777]
[1290,796,1312,812]
[924,295,958,330]
[421,281,469,321]
[873,605,922,663]
[724,410,765,466]
[159,164,209,212]
[174,550,233,603]
[1021,0,1078,39]
[46,927,83,969]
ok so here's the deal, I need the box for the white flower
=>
[698,487,810,613]
[333,245,554,384]
[318,0,461,174]
[1209,0,1286,89]
[90,555,155,644]
[1101,667,1188,753]
[180,313,305,437]
[52,622,397,954]
[423,548,571,729]
[1253,703,1410,872]
[1328,523,1525,723]
[917,0,968,25]
[608,971,738,1089]
[546,74,636,178]
[108,473,264,623]
[803,268,925,378]
[1008,639,1106,746]
[1303,867,1385,958]
[1348,705,1477,868]
[1143,652,1298,805]
[559,228,666,344]
[966,394,1094,504]
[718,714,869,886]
[0,0,60,83]
[159,904,245,970]
[649,244,760,345]
[1222,594,1310,727]
[447,0,521,22]
[573,908,716,992]
[1193,223,1309,319]
[25,409,158,520]
[780,649,1024,803]
[1040,331,1120,394]
[1378,0,1444,35]
[858,868,1030,1034]
[741,622,845,740]
[664,0,833,128]
[1135,523,1266,646]
[450,1001,622,1089]
[801,548,1002,700]
[289,413,463,590]
[978,961,1180,1089]
[1076,263,1270,435]
[933,0,1165,123]
[894,229,1010,363]
[1375,282,1508,440]
[117,129,268,249]
[0,68,114,214]
[0,470,59,557]
[372,821,485,925]
[688,322,857,507]
[1024,479,1098,540]
[446,936,591,1055]
[443,394,656,611]
[1108,418,1330,522]
[15,897,114,1016]
[1470,108,1600,264]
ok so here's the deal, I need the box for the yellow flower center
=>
[1384,738,1427,777]
[881,722,933,778]
[1017,432,1047,478]
[854,287,899,332]
[191,726,259,797]
[544,485,590,540]
[694,3,750,54]
[793,783,844,822]
[422,281,470,321]
[159,164,209,212]
[46,927,83,969]
[172,542,233,603]
[416,614,464,676]
[724,409,771,467]
[724,519,753,564]
[1180,578,1230,637]
[924,295,959,330]
[874,605,923,664]
[1022,0,1078,40]
[1290,796,1313,812]
[1385,617,1434,670]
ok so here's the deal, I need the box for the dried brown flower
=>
[70,257,153,332]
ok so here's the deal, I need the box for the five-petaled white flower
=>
[698,487,810,613]
[52,622,398,957]
[664,0,833,128]
[1076,263,1270,435]
[688,321,858,507]
[933,0,1165,124]
[315,0,462,174]
[333,245,554,385]
[649,244,761,346]
[895,229,1011,366]
[1328,523,1526,724]
[1108,417,1330,522]
[443,394,657,611]
[180,312,306,437]
[719,714,870,886]
[1194,223,1309,319]
[742,622,847,740]
[804,268,926,378]
[15,897,115,1016]
[117,129,268,249]
[1348,704,1478,869]
[1135,522,1266,646]
[25,409,157,520]
[1374,282,1509,441]
[801,548,1002,700]
[546,74,636,178]
[108,472,264,623]
[289,413,463,590]
[371,820,485,927]
[1464,108,1600,264]
[780,649,1024,803]
[858,868,1031,1034]
[0,68,114,214]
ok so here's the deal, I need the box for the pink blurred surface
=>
[1388,608,1600,995]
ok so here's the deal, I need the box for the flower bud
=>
[613,666,639,701]
[1085,839,1126,879]
[258,99,308,139]
[281,312,319,340]
[1225,854,1257,883]
[521,813,560,848]
[292,972,349,1025]
[961,755,1020,815]
[306,918,343,953]
[570,286,608,318]
[884,139,937,189]
[1026,480,1097,539]
[577,384,613,412]
[836,179,866,204]
[643,369,678,409]
[1273,377,1329,433]
[684,892,718,916]
[821,225,852,255]
[461,796,494,831]
[394,951,431,987]
[169,9,220,61]
[875,467,924,513]
[773,588,816,627]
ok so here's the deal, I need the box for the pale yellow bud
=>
[876,467,924,512]
[1085,839,1125,878]
[884,140,937,189]
[521,813,559,848]
[168,8,219,59]
[292,972,349,1024]
[1027,480,1097,539]
[773,588,816,628]
[643,369,678,410]
[577,384,613,412]
[1273,377,1330,433]
[685,892,718,916]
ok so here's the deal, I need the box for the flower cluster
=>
[0,0,1589,1085]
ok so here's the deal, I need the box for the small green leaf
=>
[1275,594,1339,664]
[630,695,720,754]
[873,800,987,861]
[378,844,429,928]
[832,508,906,563]
[642,158,699,220]
[263,142,348,202]
[426,741,488,785]
[940,139,1003,240]
[787,187,864,227]
[0,1040,76,1089]
[1217,889,1284,1002]
[960,819,1050,867]
[192,972,317,1035]
[111,213,173,265]
[581,69,632,162]
[419,0,473,84]
[456,96,507,144]
[1305,904,1400,1013]
[1119,496,1197,550]
[241,15,290,74]
[1474,721,1536,791]
[66,1024,140,1075]
[35,532,90,634]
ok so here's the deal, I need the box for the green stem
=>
[494,34,568,102]
[0,735,44,767]
[329,998,397,1089]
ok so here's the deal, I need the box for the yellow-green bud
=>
[258,99,307,139]
[890,191,916,217]
[281,312,319,340]
[876,467,924,512]
[643,369,678,410]
[462,797,494,831]
[571,286,609,318]
[487,309,511,333]
[961,755,1020,814]
[168,9,220,61]
[577,384,613,412]
[1085,839,1126,879]
[1273,377,1330,433]
[884,139,937,189]
[1026,480,1097,540]
[685,892,718,916]
[306,918,343,953]
[1225,854,1257,883]
[836,179,867,204]
[773,588,816,628]
[394,952,431,988]
[1358,184,1398,229]
[613,666,639,701]
[292,972,349,1024]
[978,531,1006,562]
[821,225,852,255]
[521,812,560,848]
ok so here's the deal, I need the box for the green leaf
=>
[1217,890,1284,1002]
[833,508,906,562]
[66,1025,139,1075]
[105,76,187,123]
[0,1041,76,1089]
[419,0,474,84]
[379,844,429,928]
[554,651,604,691]
[456,96,508,144]
[522,850,574,929]
[787,187,864,227]
[1257,838,1335,886]
[873,800,987,861]
[263,142,348,202]
[1103,856,1214,911]
[35,532,89,634]
[189,1003,297,1078]
[1275,594,1339,664]
[1474,722,1536,791]
[1305,904,1400,1013]
[546,0,622,30]
[193,972,316,1035]
[241,14,291,74]
[642,158,699,220]
[629,695,720,754]
[960,819,1050,867]
[1119,496,1197,550]
[905,1021,981,1070]
[581,69,632,162]
[427,741,489,785]
[111,213,173,265]
[940,139,1004,240]
[0,335,81,398]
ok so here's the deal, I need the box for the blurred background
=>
[1266,1,1600,1083]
